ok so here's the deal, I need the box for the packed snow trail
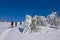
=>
[0,28,9,35]
[0,28,13,40]
[0,22,11,35]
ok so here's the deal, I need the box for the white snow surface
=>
[0,27,60,40]
[0,25,60,40]
[0,22,11,35]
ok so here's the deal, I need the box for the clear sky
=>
[0,0,60,21]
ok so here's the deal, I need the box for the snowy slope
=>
[0,22,23,35]
[0,27,60,40]
[0,22,11,35]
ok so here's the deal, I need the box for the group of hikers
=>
[11,21,22,28]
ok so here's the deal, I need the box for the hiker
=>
[15,22,17,27]
[11,21,14,28]
[20,22,22,25]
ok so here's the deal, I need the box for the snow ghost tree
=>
[30,19,37,32]
[36,16,42,26]
[35,16,48,26]
[29,16,43,32]
[40,16,48,26]
[23,15,32,29]
[47,12,58,26]
[23,15,33,33]
[25,15,32,25]
[29,15,48,32]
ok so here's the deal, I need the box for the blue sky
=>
[0,0,60,21]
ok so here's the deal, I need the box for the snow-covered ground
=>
[0,22,60,40]
[0,22,11,35]
[0,22,22,35]
[0,27,60,40]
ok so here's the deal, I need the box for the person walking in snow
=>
[11,21,14,28]
[15,22,17,27]
[20,22,22,25]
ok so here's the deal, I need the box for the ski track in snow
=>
[0,28,13,40]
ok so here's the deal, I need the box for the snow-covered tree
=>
[23,12,60,33]
[47,12,58,26]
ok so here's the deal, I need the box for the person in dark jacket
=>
[20,22,22,25]
[11,21,14,28]
[15,22,17,27]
